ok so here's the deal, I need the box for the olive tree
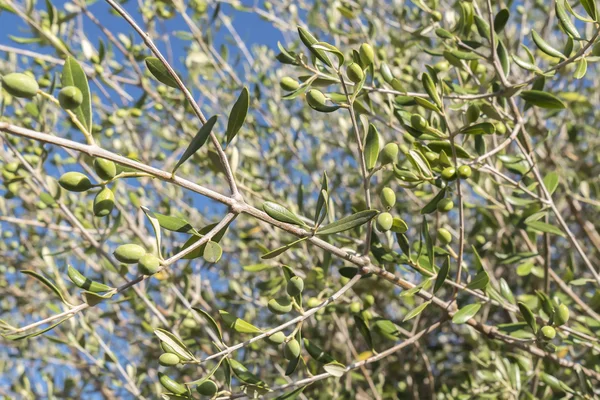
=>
[1,0,599,398]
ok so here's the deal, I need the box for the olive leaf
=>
[314,171,329,226]
[67,265,113,293]
[461,122,495,135]
[518,302,538,333]
[531,30,566,59]
[452,303,482,324]
[203,241,223,263]
[192,307,223,342]
[323,362,346,377]
[317,209,378,235]
[556,0,581,39]
[21,270,71,306]
[145,57,179,88]
[4,316,70,341]
[297,26,333,68]
[403,300,431,322]
[219,310,261,334]
[434,256,450,294]
[426,141,471,158]
[61,56,92,133]
[311,42,344,68]
[172,115,218,174]
[263,201,308,227]
[526,220,565,237]
[152,212,197,234]
[154,328,195,361]
[466,270,490,290]
[353,315,373,350]
[363,123,380,170]
[494,8,510,32]
[304,338,335,363]
[226,87,249,144]
[262,237,308,259]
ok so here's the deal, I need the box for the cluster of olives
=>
[2,162,23,199]
[58,158,119,218]
[267,276,304,315]
[375,186,409,233]
[538,303,570,342]
[113,243,161,275]
[2,72,83,111]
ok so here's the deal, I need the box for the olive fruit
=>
[280,77,300,92]
[182,318,198,329]
[437,198,454,213]
[540,326,556,340]
[466,104,480,124]
[376,212,393,231]
[59,172,93,192]
[555,304,569,326]
[364,294,375,307]
[265,331,286,345]
[93,187,115,217]
[437,228,452,245]
[349,302,361,313]
[2,73,39,99]
[197,380,218,397]
[380,63,394,83]
[93,158,117,181]
[268,297,293,314]
[346,63,364,83]
[457,165,472,179]
[158,372,187,395]
[306,89,327,109]
[494,122,507,135]
[114,244,146,264]
[284,339,301,360]
[380,187,396,209]
[286,276,304,297]
[380,143,399,164]
[359,43,375,65]
[431,10,443,21]
[306,297,320,308]
[441,167,457,181]
[138,253,161,275]
[158,353,180,366]
[58,86,83,110]
[410,114,429,131]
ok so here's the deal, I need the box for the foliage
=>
[1,0,600,399]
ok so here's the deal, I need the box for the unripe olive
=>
[457,165,472,179]
[346,63,364,83]
[380,143,399,164]
[391,217,408,233]
[376,212,393,231]
[93,187,115,217]
[555,304,569,326]
[197,380,218,397]
[280,77,300,92]
[437,198,454,213]
[379,63,394,83]
[494,122,507,135]
[58,86,83,110]
[114,244,146,264]
[349,301,361,313]
[182,317,198,329]
[286,276,304,297]
[158,372,187,395]
[380,187,396,209]
[306,89,327,109]
[364,294,375,307]
[2,73,39,99]
[437,228,452,245]
[158,353,180,366]
[424,151,438,164]
[410,114,428,131]
[359,43,375,65]
[4,162,19,173]
[138,253,161,275]
[268,297,293,314]
[540,326,556,340]
[59,171,93,192]
[466,104,480,124]
[441,167,457,181]
[283,339,301,360]
[93,158,117,180]
[265,331,286,345]
[306,297,320,308]
[431,10,443,21]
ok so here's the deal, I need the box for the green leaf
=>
[192,307,223,342]
[372,319,399,340]
[496,40,510,76]
[403,300,431,322]
[153,212,197,234]
[226,87,249,144]
[314,172,329,226]
[555,0,581,39]
[219,310,261,334]
[452,303,482,324]
[466,270,490,290]
[203,241,223,263]
[67,265,113,293]
[422,72,442,109]
[434,256,450,294]
[21,270,71,306]
[494,9,510,33]
[518,302,538,333]
[421,188,447,215]
[242,264,273,272]
[154,328,195,361]
[324,362,346,377]
[263,201,307,227]
[4,317,70,341]
[580,0,597,20]
[145,57,179,88]
[304,338,335,363]
[262,237,308,259]
[61,56,92,133]
[81,290,114,306]
[297,26,333,68]
[353,315,373,350]
[311,42,344,68]
[426,141,471,158]
[574,58,587,80]
[461,122,495,135]
[140,206,162,258]
[172,115,218,174]
[526,220,565,237]
[422,217,434,269]
[519,90,566,109]
[317,209,378,235]
[543,172,559,195]
[364,123,380,170]
[499,278,516,304]
[531,30,566,59]
[229,359,267,387]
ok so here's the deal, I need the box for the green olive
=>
[437,228,452,245]
[379,63,394,83]
[280,77,300,92]
[265,331,286,345]
[268,297,293,315]
[437,198,454,213]
[380,143,399,164]
[494,122,507,135]
[376,212,393,231]
[93,187,115,217]
[283,338,301,360]
[158,353,180,366]
[93,158,117,181]
[441,167,457,181]
[431,10,443,21]
[158,372,187,395]
[114,244,146,264]
[555,304,569,326]
[540,325,556,340]
[2,73,39,99]
[286,276,304,297]
[58,86,83,110]
[380,187,396,209]
[346,63,364,83]
[457,165,472,179]
[306,89,327,109]
[306,297,320,308]
[138,253,161,275]
[410,114,429,131]
[349,302,361,313]
[196,380,218,397]
[364,294,375,307]
[466,104,480,124]
[359,43,375,65]
[59,172,93,192]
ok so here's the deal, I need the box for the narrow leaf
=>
[519,90,566,109]
[192,307,223,342]
[403,301,431,322]
[21,270,71,306]
[145,57,179,88]
[172,115,218,174]
[364,123,380,170]
[452,303,482,324]
[61,56,92,132]
[226,87,249,143]
[263,201,307,227]
[317,210,378,235]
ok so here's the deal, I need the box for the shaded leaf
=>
[172,115,218,174]
[317,210,378,235]
[145,57,179,88]
[226,87,249,143]
[21,270,71,306]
